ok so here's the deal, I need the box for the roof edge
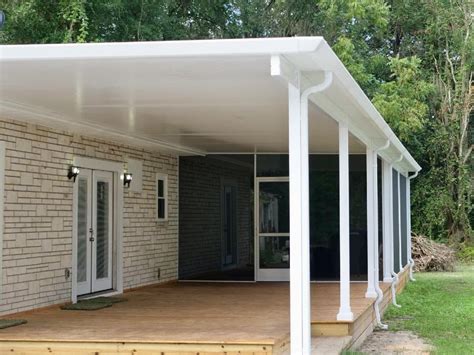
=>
[0,37,324,62]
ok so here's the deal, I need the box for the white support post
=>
[407,174,417,281]
[372,151,388,329]
[382,160,393,282]
[337,122,353,321]
[300,88,312,355]
[366,148,377,298]
[284,68,332,354]
[288,79,311,354]
[406,176,411,275]
[397,172,403,271]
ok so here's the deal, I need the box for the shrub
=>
[458,245,474,263]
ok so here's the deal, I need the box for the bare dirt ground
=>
[356,330,435,354]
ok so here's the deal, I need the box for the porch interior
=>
[0,281,391,354]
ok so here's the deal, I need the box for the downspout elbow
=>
[376,140,390,153]
[408,170,419,180]
[301,71,333,103]
[393,154,404,164]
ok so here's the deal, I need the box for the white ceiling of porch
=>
[0,54,364,155]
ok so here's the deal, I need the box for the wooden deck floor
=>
[0,281,392,354]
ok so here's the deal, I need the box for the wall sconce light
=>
[67,166,80,182]
[121,172,133,188]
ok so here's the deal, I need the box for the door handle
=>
[89,228,95,242]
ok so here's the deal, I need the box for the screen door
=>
[256,177,290,281]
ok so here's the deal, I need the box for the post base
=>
[336,310,354,322]
[365,290,377,298]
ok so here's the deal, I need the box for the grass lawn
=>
[384,264,474,354]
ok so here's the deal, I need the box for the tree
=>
[0,0,472,243]
[373,56,433,142]
[419,0,473,243]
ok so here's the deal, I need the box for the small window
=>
[156,173,168,221]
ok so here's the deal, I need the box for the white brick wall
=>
[0,118,178,315]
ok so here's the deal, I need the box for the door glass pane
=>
[223,185,237,265]
[77,178,88,283]
[259,182,289,233]
[96,180,109,279]
[259,236,290,269]
[225,189,232,255]
[158,179,164,197]
[158,198,165,219]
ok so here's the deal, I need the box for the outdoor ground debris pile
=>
[412,234,456,272]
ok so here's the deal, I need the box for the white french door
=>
[256,177,290,281]
[76,169,114,296]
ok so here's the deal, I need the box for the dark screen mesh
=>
[179,154,375,281]
[392,169,400,273]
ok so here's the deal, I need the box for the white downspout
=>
[407,170,419,281]
[390,155,403,308]
[373,141,389,330]
[301,72,334,102]
[294,71,333,354]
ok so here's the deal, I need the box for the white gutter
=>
[373,140,390,330]
[390,154,404,308]
[407,170,420,281]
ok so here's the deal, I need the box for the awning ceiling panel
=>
[0,37,420,172]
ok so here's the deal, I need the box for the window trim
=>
[156,173,168,221]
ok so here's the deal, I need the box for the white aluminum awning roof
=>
[0,37,420,173]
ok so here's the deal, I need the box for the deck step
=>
[279,336,352,355]
[311,322,351,336]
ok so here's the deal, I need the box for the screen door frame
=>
[255,176,290,281]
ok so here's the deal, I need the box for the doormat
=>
[0,319,27,329]
[61,297,127,311]
[92,297,127,304]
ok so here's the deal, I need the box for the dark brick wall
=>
[179,156,253,279]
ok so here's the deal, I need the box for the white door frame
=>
[91,170,114,293]
[255,176,290,281]
[72,157,123,303]
[75,168,93,296]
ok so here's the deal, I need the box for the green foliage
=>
[0,0,471,243]
[0,1,67,43]
[458,245,474,263]
[61,0,88,43]
[333,36,378,96]
[385,265,474,353]
[373,56,433,142]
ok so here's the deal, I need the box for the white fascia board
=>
[0,37,324,62]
